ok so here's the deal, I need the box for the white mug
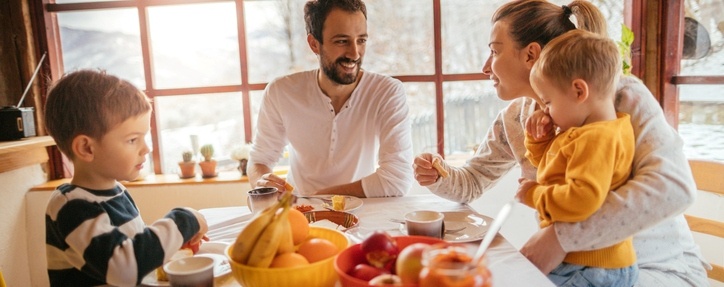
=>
[405,210,445,238]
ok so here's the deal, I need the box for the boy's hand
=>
[182,235,209,254]
[525,110,554,140]
[183,207,208,253]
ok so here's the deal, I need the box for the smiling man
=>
[248,0,413,198]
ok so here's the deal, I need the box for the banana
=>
[231,200,280,263]
[275,212,294,255]
[246,199,292,267]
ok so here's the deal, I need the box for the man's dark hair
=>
[304,0,367,43]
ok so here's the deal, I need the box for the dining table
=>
[194,193,555,287]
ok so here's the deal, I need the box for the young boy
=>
[44,70,207,286]
[516,30,638,286]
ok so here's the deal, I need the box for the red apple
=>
[395,243,430,285]
[349,263,390,282]
[361,231,399,268]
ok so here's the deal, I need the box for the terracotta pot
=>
[178,161,196,179]
[199,160,217,178]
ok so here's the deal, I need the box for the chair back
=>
[685,159,724,282]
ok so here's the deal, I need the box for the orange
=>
[269,252,310,268]
[296,238,339,263]
[288,208,310,245]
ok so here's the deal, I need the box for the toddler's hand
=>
[515,178,537,202]
[525,110,553,140]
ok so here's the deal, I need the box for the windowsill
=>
[30,168,289,192]
[0,136,55,174]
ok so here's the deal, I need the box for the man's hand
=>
[520,226,566,274]
[255,173,289,193]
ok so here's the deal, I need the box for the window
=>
[43,0,625,175]
[675,0,724,162]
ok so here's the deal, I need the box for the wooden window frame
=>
[33,0,647,179]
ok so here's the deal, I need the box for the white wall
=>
[0,165,46,287]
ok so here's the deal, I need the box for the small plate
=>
[295,195,363,212]
[141,241,231,286]
[399,211,489,243]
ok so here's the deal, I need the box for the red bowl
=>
[334,235,445,287]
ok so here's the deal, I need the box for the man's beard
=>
[321,55,362,85]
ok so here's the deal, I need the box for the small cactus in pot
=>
[198,144,217,178]
[178,150,196,179]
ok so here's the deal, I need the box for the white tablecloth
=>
[199,194,555,287]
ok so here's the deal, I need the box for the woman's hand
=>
[520,226,566,274]
[413,153,445,186]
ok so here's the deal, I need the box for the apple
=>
[395,243,430,285]
[361,231,399,268]
[369,274,402,286]
[349,263,390,282]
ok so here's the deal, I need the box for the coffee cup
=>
[247,187,279,213]
[404,210,445,238]
[163,256,214,287]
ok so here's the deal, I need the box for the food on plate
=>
[296,238,339,263]
[361,231,399,269]
[284,182,295,192]
[155,248,194,281]
[432,158,449,178]
[231,192,295,268]
[396,243,432,285]
[331,195,346,210]
[294,204,314,213]
[288,208,310,245]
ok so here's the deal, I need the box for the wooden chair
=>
[685,159,724,282]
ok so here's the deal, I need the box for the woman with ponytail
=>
[413,1,709,285]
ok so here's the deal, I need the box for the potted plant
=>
[198,144,217,178]
[230,143,252,176]
[178,150,196,179]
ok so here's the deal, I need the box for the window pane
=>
[250,90,290,166]
[443,81,507,155]
[679,85,724,162]
[57,9,145,89]
[406,82,437,156]
[680,0,724,75]
[155,93,245,174]
[244,1,315,84]
[441,0,507,74]
[148,3,241,89]
[365,0,434,75]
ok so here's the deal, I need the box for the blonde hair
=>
[532,29,621,97]
[492,0,607,49]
